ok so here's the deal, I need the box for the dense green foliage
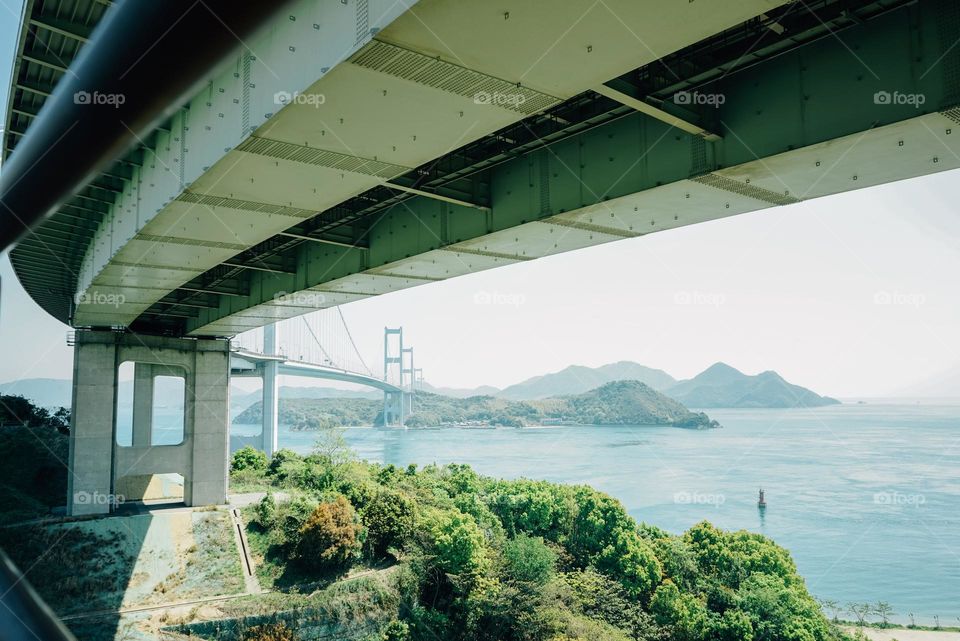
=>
[235,380,718,430]
[0,394,70,432]
[235,397,382,429]
[237,430,842,641]
[232,445,269,472]
[0,395,70,521]
[553,381,718,428]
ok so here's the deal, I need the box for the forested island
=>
[234,380,720,430]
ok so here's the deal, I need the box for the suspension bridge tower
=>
[383,327,414,427]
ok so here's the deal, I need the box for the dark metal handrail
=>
[0,548,76,641]
[0,0,297,253]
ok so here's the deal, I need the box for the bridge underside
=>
[11,0,808,332]
[99,2,960,334]
[181,0,959,337]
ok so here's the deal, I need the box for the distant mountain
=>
[498,361,677,400]
[0,378,72,409]
[665,363,839,408]
[5,360,838,419]
[421,381,502,398]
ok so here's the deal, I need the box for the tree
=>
[561,568,662,641]
[652,536,699,592]
[266,448,303,483]
[485,479,573,541]
[847,602,874,627]
[296,496,362,572]
[716,609,754,641]
[0,396,69,433]
[818,599,842,623]
[874,602,894,627]
[312,425,353,467]
[565,486,636,564]
[231,445,268,472]
[649,579,710,641]
[49,407,70,435]
[593,526,662,599]
[363,488,415,558]
[0,395,41,427]
[738,574,828,641]
[425,508,489,579]
[502,534,556,586]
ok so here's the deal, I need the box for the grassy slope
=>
[0,508,245,640]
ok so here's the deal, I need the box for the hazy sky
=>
[2,2,960,398]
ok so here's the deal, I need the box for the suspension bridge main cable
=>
[300,316,337,367]
[337,307,374,377]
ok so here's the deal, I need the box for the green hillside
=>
[213,444,847,641]
[235,380,718,429]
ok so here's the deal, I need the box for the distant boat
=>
[758,488,767,509]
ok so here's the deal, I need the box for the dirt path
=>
[60,591,252,621]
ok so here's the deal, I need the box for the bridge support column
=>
[67,330,231,516]
[131,363,154,447]
[261,361,279,457]
[382,390,406,428]
[67,333,118,516]
[261,323,279,457]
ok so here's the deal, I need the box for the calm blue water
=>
[231,403,960,625]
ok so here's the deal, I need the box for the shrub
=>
[267,449,302,480]
[232,445,268,473]
[565,486,635,564]
[296,496,363,572]
[485,479,574,540]
[241,622,295,641]
[425,508,489,579]
[270,495,318,550]
[502,534,556,586]
[363,488,415,559]
[256,492,277,528]
[382,620,410,641]
[561,568,663,640]
[594,526,662,600]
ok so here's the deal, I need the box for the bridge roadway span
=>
[231,350,402,393]
[14,0,960,337]
[4,0,960,516]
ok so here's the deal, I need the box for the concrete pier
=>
[67,330,231,516]
[261,323,279,458]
